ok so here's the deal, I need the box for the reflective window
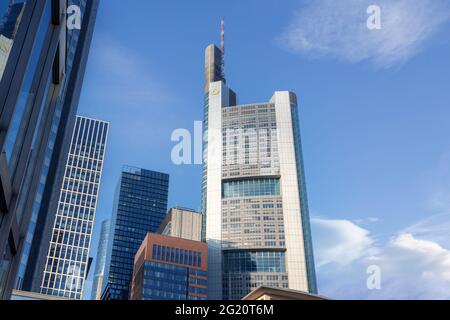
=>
[223,178,280,198]
[4,0,51,169]
[106,168,169,300]
[0,1,27,81]
[138,261,207,300]
[39,117,108,298]
[223,250,286,273]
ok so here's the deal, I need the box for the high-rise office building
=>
[130,233,208,300]
[0,0,99,299]
[33,116,108,300]
[202,44,317,300]
[102,166,169,300]
[91,219,110,300]
[158,207,202,242]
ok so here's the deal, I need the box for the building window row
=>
[152,244,202,268]
[223,178,280,198]
[223,250,286,273]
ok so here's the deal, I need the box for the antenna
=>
[220,18,225,80]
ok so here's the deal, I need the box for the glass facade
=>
[17,0,101,297]
[223,251,286,273]
[0,0,99,299]
[140,261,207,300]
[4,1,50,166]
[219,103,288,299]
[223,178,280,198]
[290,101,318,294]
[222,250,288,299]
[39,116,109,300]
[0,0,53,297]
[203,50,317,299]
[103,167,169,300]
[0,1,25,82]
[16,1,91,288]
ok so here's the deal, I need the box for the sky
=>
[78,0,450,299]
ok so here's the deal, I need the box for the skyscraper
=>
[0,0,100,300]
[202,44,317,300]
[102,166,169,300]
[91,219,110,300]
[32,116,108,300]
[130,233,208,300]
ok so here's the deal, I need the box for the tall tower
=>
[202,41,317,299]
[102,166,169,300]
[39,116,109,300]
[0,0,100,299]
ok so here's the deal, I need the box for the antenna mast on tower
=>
[220,18,225,80]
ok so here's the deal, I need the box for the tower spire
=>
[220,18,225,80]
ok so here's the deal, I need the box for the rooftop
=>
[242,286,329,301]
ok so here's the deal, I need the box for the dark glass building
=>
[131,233,208,300]
[102,166,169,300]
[0,0,99,299]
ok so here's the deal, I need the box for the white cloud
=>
[402,213,450,249]
[353,217,380,225]
[280,0,450,67]
[313,217,450,299]
[372,233,450,299]
[312,218,377,268]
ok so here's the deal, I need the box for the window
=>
[223,178,280,198]
[4,1,51,169]
[223,250,286,273]
[0,2,27,82]
[175,248,179,263]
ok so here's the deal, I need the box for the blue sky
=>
[78,0,450,299]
